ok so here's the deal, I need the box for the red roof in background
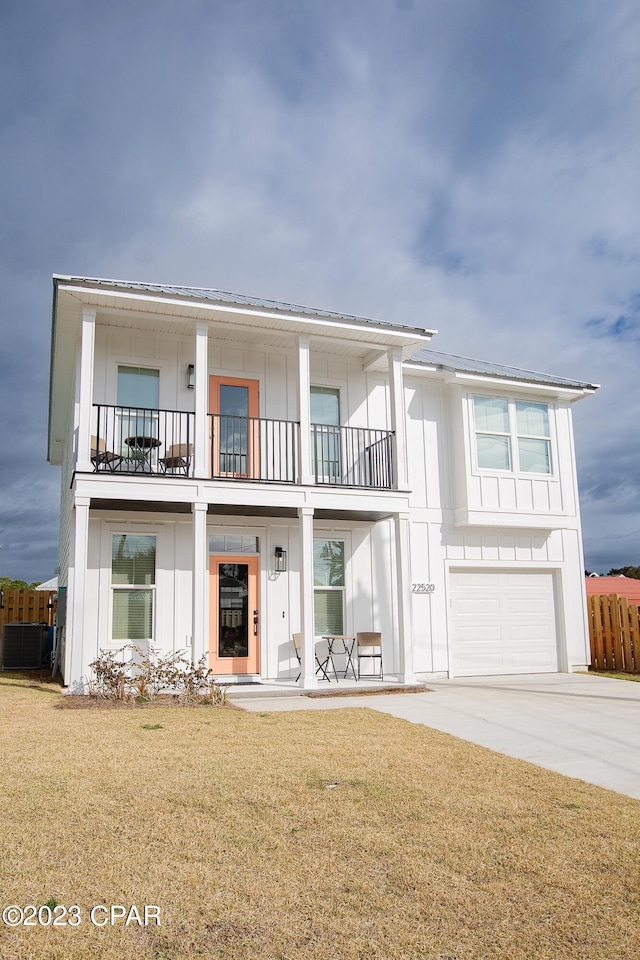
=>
[585,576,640,600]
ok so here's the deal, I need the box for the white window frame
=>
[472,394,555,477]
[313,537,346,638]
[110,532,157,645]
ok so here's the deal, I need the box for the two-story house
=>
[48,276,597,691]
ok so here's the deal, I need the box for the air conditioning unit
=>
[2,623,48,670]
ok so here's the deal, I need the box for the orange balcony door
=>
[209,376,260,478]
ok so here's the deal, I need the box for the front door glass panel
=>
[218,562,249,659]
[209,554,259,674]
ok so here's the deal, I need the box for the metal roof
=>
[407,348,599,391]
[53,275,435,338]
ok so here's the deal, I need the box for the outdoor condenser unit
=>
[1,623,48,670]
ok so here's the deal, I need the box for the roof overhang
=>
[48,277,436,463]
[403,361,599,400]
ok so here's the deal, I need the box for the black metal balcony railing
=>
[92,405,194,476]
[311,425,394,488]
[90,406,395,489]
[210,414,299,483]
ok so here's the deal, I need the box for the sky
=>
[0,0,638,580]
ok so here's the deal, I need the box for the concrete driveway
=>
[238,674,640,800]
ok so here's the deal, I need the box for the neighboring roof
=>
[53,275,436,339]
[585,576,640,601]
[406,348,599,392]
[36,576,58,591]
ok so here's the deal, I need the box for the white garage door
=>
[449,570,558,676]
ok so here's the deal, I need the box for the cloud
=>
[0,0,639,576]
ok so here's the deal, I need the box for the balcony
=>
[310,424,394,488]
[92,405,195,476]
[210,414,299,483]
[91,406,395,489]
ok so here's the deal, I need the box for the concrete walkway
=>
[236,673,640,800]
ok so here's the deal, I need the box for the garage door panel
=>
[505,572,553,590]
[511,648,557,669]
[453,598,501,617]
[506,597,554,616]
[450,569,558,676]
[452,572,500,590]
[457,625,502,643]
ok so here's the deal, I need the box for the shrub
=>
[87,645,226,705]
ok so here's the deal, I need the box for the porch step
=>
[222,681,429,701]
[222,683,304,700]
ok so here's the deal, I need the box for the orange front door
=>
[209,376,260,478]
[209,555,259,675]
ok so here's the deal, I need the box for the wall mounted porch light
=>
[187,363,195,389]
[274,546,287,573]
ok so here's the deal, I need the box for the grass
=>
[588,669,640,682]
[1,674,640,959]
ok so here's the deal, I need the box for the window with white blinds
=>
[111,534,156,642]
[313,539,345,635]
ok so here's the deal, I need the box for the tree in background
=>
[607,566,640,580]
[0,577,42,590]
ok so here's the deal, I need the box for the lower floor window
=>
[111,534,156,642]
[313,539,345,635]
[112,589,154,642]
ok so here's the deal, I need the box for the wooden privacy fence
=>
[587,594,640,673]
[0,590,57,634]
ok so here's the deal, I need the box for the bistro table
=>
[124,435,161,471]
[322,635,358,681]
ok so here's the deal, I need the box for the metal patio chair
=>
[356,632,383,679]
[159,442,193,476]
[90,435,123,472]
[293,633,333,682]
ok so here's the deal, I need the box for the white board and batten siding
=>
[449,569,558,676]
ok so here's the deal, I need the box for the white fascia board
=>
[402,363,597,399]
[450,372,597,399]
[57,284,436,345]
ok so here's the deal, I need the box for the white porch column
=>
[297,336,314,485]
[194,322,209,478]
[192,501,208,665]
[298,506,317,688]
[394,512,414,683]
[388,347,408,489]
[67,496,90,691]
[76,308,96,472]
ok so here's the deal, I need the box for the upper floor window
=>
[311,386,341,481]
[117,366,159,409]
[473,396,551,474]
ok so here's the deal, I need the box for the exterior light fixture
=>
[187,364,195,389]
[274,546,287,573]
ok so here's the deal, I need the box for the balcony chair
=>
[90,435,123,472]
[356,632,383,680]
[159,442,193,476]
[292,633,334,682]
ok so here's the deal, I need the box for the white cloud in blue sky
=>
[0,0,639,576]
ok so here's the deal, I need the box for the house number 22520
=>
[411,583,435,594]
